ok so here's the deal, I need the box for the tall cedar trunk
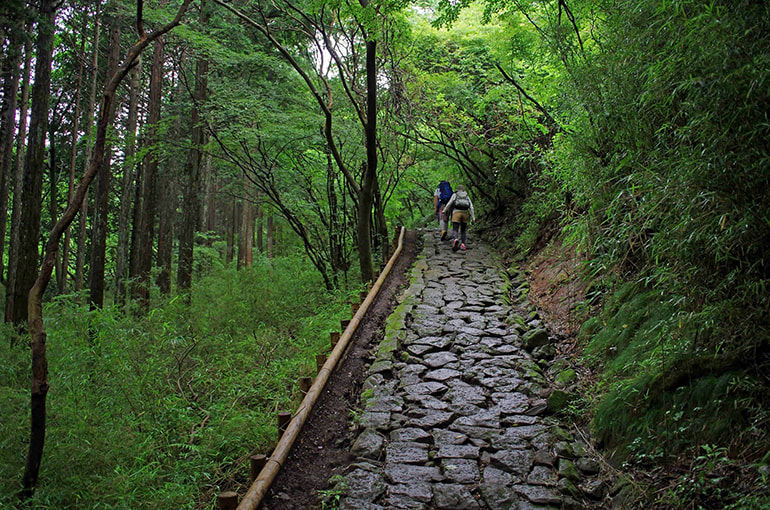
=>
[225,198,235,264]
[357,38,378,283]
[75,7,101,292]
[326,148,343,287]
[22,1,192,495]
[201,152,213,237]
[238,184,254,268]
[267,214,274,258]
[0,29,22,285]
[256,200,263,253]
[88,21,121,311]
[48,121,59,288]
[132,35,163,310]
[374,178,389,262]
[5,28,31,323]
[237,199,245,269]
[156,67,181,296]
[177,1,208,292]
[116,55,141,307]
[61,25,86,294]
[18,0,56,490]
[7,0,56,325]
[156,166,176,294]
[204,159,217,235]
[128,159,144,284]
[246,202,254,266]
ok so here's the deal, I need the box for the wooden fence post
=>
[250,454,267,481]
[316,354,327,373]
[278,411,292,435]
[217,491,238,510]
[330,331,340,348]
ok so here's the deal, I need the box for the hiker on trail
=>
[434,180,453,241]
[442,184,475,251]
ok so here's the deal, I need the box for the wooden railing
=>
[217,226,406,510]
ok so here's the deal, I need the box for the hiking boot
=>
[440,230,447,241]
[452,239,460,251]
[460,243,466,250]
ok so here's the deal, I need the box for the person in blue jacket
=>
[441,185,475,251]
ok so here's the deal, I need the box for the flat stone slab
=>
[433,483,482,510]
[384,463,444,484]
[436,443,480,459]
[401,381,447,396]
[405,410,455,428]
[390,427,432,443]
[422,351,459,368]
[424,368,462,382]
[387,441,430,464]
[389,482,433,503]
[441,458,481,484]
[344,467,387,500]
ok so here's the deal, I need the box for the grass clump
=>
[580,282,769,471]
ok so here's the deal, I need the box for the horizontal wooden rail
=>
[235,226,406,510]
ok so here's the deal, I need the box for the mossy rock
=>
[558,458,580,481]
[555,369,577,387]
[547,389,575,413]
[550,358,570,373]
[523,328,549,349]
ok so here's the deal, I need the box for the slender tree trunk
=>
[7,0,56,326]
[237,184,255,268]
[267,214,274,258]
[177,0,209,292]
[246,201,254,266]
[22,0,192,495]
[326,148,343,286]
[201,151,214,238]
[5,27,31,323]
[156,168,176,295]
[204,159,217,235]
[357,38,378,283]
[237,198,245,269]
[18,0,57,490]
[0,30,22,285]
[156,66,182,295]
[75,7,102,293]
[61,26,86,294]
[132,34,164,311]
[256,195,264,254]
[116,55,141,307]
[129,159,144,284]
[373,178,389,262]
[48,121,60,289]
[88,20,121,311]
[225,198,235,264]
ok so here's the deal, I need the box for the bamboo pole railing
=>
[233,226,406,510]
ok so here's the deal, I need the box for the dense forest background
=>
[1,0,768,507]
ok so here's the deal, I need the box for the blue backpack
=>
[438,181,453,205]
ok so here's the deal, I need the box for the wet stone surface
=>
[340,229,611,509]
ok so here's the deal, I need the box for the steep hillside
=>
[479,218,770,508]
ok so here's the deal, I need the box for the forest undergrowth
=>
[482,201,770,509]
[0,253,363,509]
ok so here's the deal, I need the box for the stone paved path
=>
[337,230,610,510]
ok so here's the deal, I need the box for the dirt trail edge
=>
[260,229,419,510]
